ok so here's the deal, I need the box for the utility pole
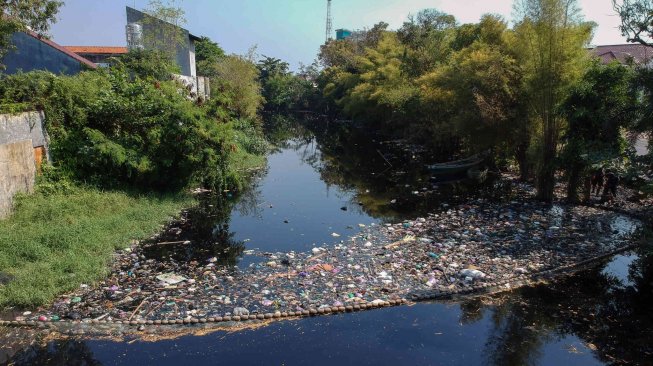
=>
[326,0,332,43]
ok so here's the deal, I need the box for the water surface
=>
[2,115,651,366]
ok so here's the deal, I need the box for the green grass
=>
[0,185,193,308]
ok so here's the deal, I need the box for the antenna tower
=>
[326,0,332,43]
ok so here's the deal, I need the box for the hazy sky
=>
[50,0,628,70]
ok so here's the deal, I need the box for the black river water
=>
[1,115,652,365]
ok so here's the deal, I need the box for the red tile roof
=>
[64,46,129,54]
[22,30,97,69]
[590,44,653,65]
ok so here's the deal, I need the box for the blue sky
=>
[50,0,628,70]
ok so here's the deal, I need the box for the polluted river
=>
[1,115,652,365]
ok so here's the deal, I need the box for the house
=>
[1,30,96,75]
[589,44,653,66]
[63,46,128,67]
[125,6,209,99]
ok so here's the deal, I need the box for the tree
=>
[195,36,225,77]
[397,9,457,76]
[140,0,187,63]
[0,0,62,65]
[513,0,594,202]
[111,49,179,80]
[195,36,225,62]
[417,15,523,157]
[207,54,263,120]
[613,0,653,46]
[343,32,417,126]
[257,56,289,79]
[560,61,639,202]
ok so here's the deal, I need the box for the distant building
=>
[589,44,653,66]
[335,28,366,43]
[125,6,209,99]
[126,6,199,78]
[63,46,128,67]
[336,29,352,40]
[1,30,96,75]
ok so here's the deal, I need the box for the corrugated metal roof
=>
[64,46,129,54]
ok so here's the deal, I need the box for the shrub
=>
[0,66,265,192]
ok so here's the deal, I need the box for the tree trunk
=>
[515,141,530,181]
[566,163,582,203]
[536,118,557,203]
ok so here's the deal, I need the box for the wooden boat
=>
[427,154,485,174]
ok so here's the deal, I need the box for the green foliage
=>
[110,49,180,80]
[560,61,639,200]
[256,56,318,111]
[398,9,457,76]
[0,183,193,307]
[204,54,263,120]
[632,67,653,134]
[0,66,266,192]
[196,36,225,76]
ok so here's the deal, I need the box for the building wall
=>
[126,6,193,77]
[0,140,35,219]
[1,32,85,75]
[189,39,196,77]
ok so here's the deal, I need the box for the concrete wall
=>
[2,32,84,75]
[0,111,49,218]
[0,140,35,218]
[172,74,210,100]
[0,111,50,158]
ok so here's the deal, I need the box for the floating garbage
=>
[17,182,640,327]
[156,273,187,285]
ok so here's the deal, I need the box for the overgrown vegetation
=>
[0,48,267,192]
[0,2,272,307]
[0,181,193,307]
[316,0,652,202]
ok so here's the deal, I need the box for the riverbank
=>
[0,185,194,309]
[2,175,644,330]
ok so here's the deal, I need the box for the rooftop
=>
[589,43,653,65]
[64,46,128,54]
[23,31,97,69]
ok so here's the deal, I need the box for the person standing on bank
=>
[603,171,620,202]
[591,167,605,197]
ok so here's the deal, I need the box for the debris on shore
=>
[7,184,640,328]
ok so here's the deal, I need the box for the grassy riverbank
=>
[0,185,194,308]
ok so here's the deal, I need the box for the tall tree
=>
[398,9,457,76]
[613,0,653,135]
[560,61,638,202]
[195,36,224,63]
[195,36,224,76]
[0,0,62,64]
[514,0,594,202]
[613,0,653,46]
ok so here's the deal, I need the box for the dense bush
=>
[0,54,267,192]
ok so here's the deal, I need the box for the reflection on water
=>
[2,114,651,365]
[143,114,511,265]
